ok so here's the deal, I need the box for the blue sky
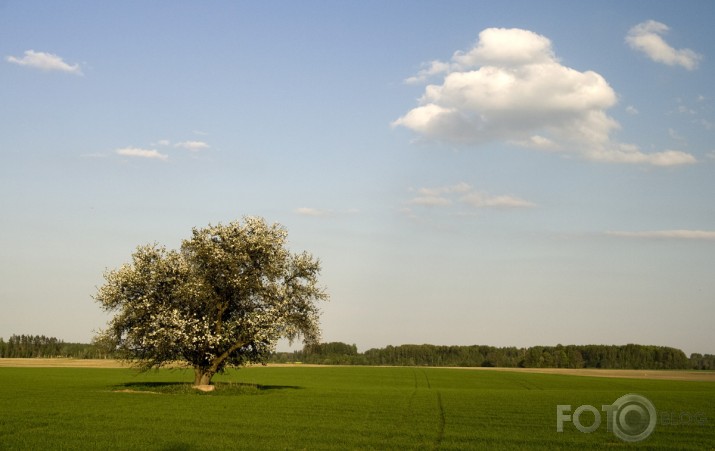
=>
[1,1,714,354]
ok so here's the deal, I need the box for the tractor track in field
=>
[421,370,446,449]
[499,370,545,390]
[400,368,420,426]
[434,390,446,449]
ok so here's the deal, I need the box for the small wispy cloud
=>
[174,140,210,151]
[606,230,715,240]
[6,50,83,75]
[407,182,535,212]
[417,182,472,196]
[295,207,332,217]
[294,207,359,218]
[116,147,168,161]
[408,182,470,207]
[409,196,452,207]
[460,192,536,208]
[585,147,696,166]
[669,129,685,142]
[626,20,702,70]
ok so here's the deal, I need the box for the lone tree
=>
[94,217,328,386]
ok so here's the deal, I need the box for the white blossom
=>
[94,217,328,383]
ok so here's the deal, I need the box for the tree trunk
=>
[193,368,214,386]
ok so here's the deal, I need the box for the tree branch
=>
[208,339,248,374]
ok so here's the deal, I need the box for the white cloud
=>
[295,207,358,217]
[399,207,417,218]
[407,182,535,210]
[585,146,696,166]
[416,182,471,196]
[606,230,715,240]
[295,207,331,217]
[174,140,210,151]
[626,20,702,70]
[405,60,453,85]
[460,192,536,208]
[511,134,558,151]
[625,105,639,115]
[116,147,168,161]
[452,27,555,67]
[394,27,696,167]
[668,128,686,142]
[6,50,83,75]
[408,182,471,206]
[409,196,452,207]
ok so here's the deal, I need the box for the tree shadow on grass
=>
[112,381,302,395]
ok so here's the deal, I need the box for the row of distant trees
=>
[270,342,715,370]
[2,335,714,370]
[0,335,111,359]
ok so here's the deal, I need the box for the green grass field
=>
[0,366,713,450]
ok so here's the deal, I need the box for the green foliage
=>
[0,366,713,449]
[0,334,112,359]
[94,217,328,383]
[300,341,359,364]
[271,342,701,370]
[4,334,710,372]
[690,353,715,370]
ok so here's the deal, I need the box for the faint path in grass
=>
[408,368,419,407]
[497,371,545,390]
[434,390,446,449]
[398,369,419,432]
[398,369,446,449]
[421,370,446,449]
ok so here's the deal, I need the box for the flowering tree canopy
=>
[94,217,328,386]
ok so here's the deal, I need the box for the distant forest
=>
[1,335,713,370]
[0,335,113,359]
[270,342,715,370]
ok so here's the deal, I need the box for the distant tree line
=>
[0,334,113,359]
[3,335,714,370]
[269,342,715,370]
[690,353,715,370]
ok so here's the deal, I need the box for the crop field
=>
[0,365,713,450]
